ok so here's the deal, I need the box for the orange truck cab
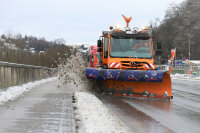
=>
[97,29,157,70]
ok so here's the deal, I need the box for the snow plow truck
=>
[86,15,172,100]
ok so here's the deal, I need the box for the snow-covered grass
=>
[0,77,57,105]
[74,92,132,133]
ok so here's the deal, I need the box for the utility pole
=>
[188,39,192,75]
[180,54,183,60]
[158,56,161,65]
[174,45,176,67]
[189,39,191,60]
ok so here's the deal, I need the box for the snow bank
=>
[171,74,187,79]
[0,77,57,105]
[74,92,132,133]
[171,73,200,80]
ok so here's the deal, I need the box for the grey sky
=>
[0,0,185,44]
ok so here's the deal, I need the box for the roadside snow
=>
[171,73,200,81]
[74,92,132,133]
[0,77,57,105]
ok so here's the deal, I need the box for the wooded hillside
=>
[0,33,75,68]
[152,0,200,64]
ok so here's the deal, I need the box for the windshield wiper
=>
[110,56,137,58]
[137,57,152,59]
[111,56,152,59]
[124,56,137,58]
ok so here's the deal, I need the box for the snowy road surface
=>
[97,78,200,133]
[0,79,76,133]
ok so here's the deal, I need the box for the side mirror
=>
[97,40,102,47]
[97,47,102,52]
[157,41,162,49]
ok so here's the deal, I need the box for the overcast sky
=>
[0,0,185,44]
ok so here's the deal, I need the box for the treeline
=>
[0,33,75,67]
[152,0,200,64]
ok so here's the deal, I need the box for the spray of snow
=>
[74,92,132,133]
[58,52,92,92]
[57,53,132,132]
[0,77,57,105]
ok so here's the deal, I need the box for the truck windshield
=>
[110,37,152,58]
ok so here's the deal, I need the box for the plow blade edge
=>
[86,68,172,100]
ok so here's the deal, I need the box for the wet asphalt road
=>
[97,78,200,133]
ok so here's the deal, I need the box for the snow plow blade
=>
[86,68,172,100]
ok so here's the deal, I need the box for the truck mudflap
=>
[86,68,172,100]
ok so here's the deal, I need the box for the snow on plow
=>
[86,68,172,100]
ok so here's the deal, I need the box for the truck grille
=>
[121,61,143,69]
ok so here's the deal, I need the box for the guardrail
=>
[0,61,51,89]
